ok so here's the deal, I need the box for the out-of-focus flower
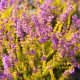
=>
[41,56,46,61]
[70,68,75,74]
[72,15,77,20]
[40,38,46,43]
[2,54,12,79]
[30,50,36,55]
[52,34,58,45]
[61,51,65,58]
[74,46,79,51]
[25,50,28,54]
[70,50,75,56]
[2,54,12,69]
[76,19,80,28]
[78,65,80,69]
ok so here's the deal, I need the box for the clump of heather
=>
[0,0,80,80]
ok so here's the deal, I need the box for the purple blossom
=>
[4,18,8,23]
[71,59,76,63]
[44,0,53,5]
[70,50,75,56]
[41,56,46,61]
[7,31,11,36]
[52,34,58,45]
[61,51,65,58]
[22,13,26,18]
[8,50,13,54]
[78,65,80,69]
[10,0,15,6]
[72,33,78,38]
[40,38,46,43]
[11,44,16,49]
[2,54,12,78]
[74,46,79,51]
[72,15,77,20]
[0,2,5,9]
[59,3,73,22]
[45,36,50,40]
[2,54,12,69]
[76,19,80,27]
[3,72,13,80]
[70,68,75,74]
[51,6,56,10]
[30,50,36,55]
[63,71,68,76]
[59,39,65,46]
[25,50,28,54]
[70,59,77,67]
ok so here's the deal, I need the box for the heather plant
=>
[0,0,80,80]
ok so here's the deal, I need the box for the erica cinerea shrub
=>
[0,0,80,80]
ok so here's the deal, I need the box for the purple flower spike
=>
[2,54,12,69]
[52,34,58,45]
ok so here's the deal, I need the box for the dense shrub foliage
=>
[0,0,80,80]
